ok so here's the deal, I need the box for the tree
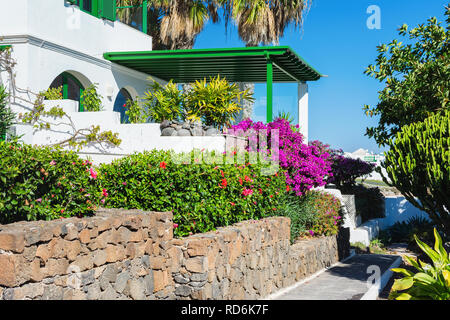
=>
[380,110,450,235]
[226,0,310,120]
[117,0,222,50]
[364,5,450,146]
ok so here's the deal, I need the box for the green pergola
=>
[103,46,323,122]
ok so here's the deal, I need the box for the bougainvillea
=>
[327,149,375,188]
[230,119,332,196]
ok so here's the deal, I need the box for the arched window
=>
[48,72,85,111]
[113,88,133,123]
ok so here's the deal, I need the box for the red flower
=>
[90,168,98,180]
[230,202,236,206]
[286,185,291,192]
[244,175,253,183]
[242,188,254,197]
[239,177,243,185]
[220,170,225,177]
[259,188,263,194]
[220,179,228,188]
[159,161,167,169]
[102,189,108,197]
[173,223,179,229]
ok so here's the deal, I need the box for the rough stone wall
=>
[0,209,345,300]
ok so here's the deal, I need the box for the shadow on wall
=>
[383,197,430,229]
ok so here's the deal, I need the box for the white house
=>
[0,0,320,164]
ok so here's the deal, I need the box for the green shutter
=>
[99,0,116,21]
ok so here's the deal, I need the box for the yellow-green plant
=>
[81,83,103,112]
[389,228,450,300]
[184,75,254,129]
[142,78,183,122]
[124,98,147,124]
[43,86,63,100]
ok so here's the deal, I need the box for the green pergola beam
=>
[104,46,322,123]
[267,57,273,123]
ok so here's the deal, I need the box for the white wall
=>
[0,0,152,55]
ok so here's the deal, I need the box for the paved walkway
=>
[271,254,401,300]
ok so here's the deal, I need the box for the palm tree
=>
[227,0,310,121]
[117,0,222,50]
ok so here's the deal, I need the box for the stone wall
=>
[0,209,348,300]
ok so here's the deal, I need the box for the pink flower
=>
[173,223,179,229]
[101,199,106,204]
[242,188,254,197]
[49,160,56,166]
[308,230,315,236]
[36,198,42,203]
[122,182,127,186]
[102,189,108,197]
[230,202,236,206]
[89,168,98,180]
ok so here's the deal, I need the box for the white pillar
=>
[298,82,309,143]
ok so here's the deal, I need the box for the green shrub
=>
[277,191,342,240]
[184,75,254,129]
[308,191,343,237]
[81,83,103,112]
[389,229,450,300]
[0,141,105,223]
[143,79,183,122]
[43,86,63,100]
[124,98,147,124]
[0,85,15,141]
[379,216,436,250]
[98,149,287,237]
[380,110,450,235]
[141,76,253,128]
[277,192,319,242]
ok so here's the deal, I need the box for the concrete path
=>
[269,254,402,300]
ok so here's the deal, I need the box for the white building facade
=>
[0,0,226,163]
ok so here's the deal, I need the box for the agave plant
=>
[389,228,450,300]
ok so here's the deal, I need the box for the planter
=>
[160,120,221,137]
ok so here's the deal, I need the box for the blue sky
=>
[193,0,449,154]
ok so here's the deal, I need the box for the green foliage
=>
[184,75,254,129]
[43,86,63,100]
[308,191,343,237]
[0,141,106,224]
[81,83,103,112]
[142,79,183,122]
[379,216,436,249]
[141,76,253,128]
[380,110,450,235]
[276,191,342,241]
[98,149,287,238]
[277,192,318,242]
[0,85,15,141]
[389,229,450,300]
[125,98,148,124]
[364,6,450,146]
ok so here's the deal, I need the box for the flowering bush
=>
[308,191,343,236]
[0,141,106,223]
[277,190,342,240]
[328,149,375,188]
[98,149,287,237]
[230,119,332,196]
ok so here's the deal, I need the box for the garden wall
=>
[0,209,348,300]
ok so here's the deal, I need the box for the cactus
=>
[380,110,450,235]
